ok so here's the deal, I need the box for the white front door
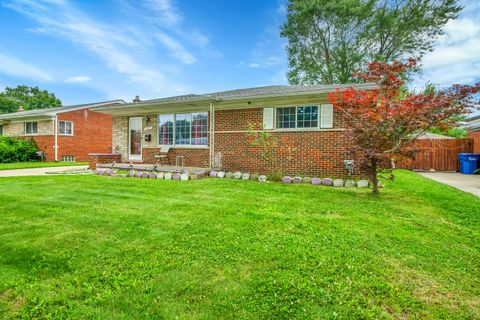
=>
[128,117,142,161]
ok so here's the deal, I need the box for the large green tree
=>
[0,85,62,114]
[280,0,462,85]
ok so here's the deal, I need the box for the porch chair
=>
[155,146,171,166]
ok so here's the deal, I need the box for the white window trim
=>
[24,121,38,136]
[58,120,74,136]
[273,104,333,131]
[157,112,209,148]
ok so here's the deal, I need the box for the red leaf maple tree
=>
[328,58,480,194]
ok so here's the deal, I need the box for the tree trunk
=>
[371,160,379,195]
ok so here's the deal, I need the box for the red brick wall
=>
[215,130,353,177]
[57,109,113,161]
[215,108,263,131]
[30,136,55,161]
[468,131,480,153]
[213,107,354,177]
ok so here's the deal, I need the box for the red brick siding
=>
[215,131,353,177]
[30,136,55,161]
[212,107,354,177]
[468,131,480,153]
[215,108,263,131]
[57,109,113,161]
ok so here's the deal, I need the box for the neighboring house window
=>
[158,114,174,145]
[59,121,73,135]
[158,112,208,146]
[62,156,75,162]
[191,112,208,145]
[275,105,333,129]
[175,113,191,145]
[24,122,38,135]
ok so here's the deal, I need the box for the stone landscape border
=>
[94,168,375,188]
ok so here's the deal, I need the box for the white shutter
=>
[263,107,274,130]
[320,104,333,128]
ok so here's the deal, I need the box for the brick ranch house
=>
[0,100,124,162]
[92,84,376,177]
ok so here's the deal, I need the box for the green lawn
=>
[0,171,479,319]
[0,162,88,170]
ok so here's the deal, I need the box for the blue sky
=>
[0,0,479,106]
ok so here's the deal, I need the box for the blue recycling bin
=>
[458,153,480,174]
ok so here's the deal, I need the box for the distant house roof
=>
[94,83,378,115]
[467,114,480,132]
[0,99,125,122]
[416,132,455,140]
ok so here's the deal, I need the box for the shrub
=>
[0,136,39,163]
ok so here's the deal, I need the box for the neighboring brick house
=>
[467,114,480,153]
[0,100,125,162]
[94,85,376,176]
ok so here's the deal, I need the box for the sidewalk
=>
[419,172,480,197]
[0,165,88,177]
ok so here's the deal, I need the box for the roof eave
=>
[94,83,379,115]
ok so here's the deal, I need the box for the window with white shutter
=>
[263,107,274,130]
[320,104,333,128]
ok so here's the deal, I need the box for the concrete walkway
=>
[0,165,88,177]
[419,172,480,197]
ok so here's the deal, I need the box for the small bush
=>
[0,136,39,163]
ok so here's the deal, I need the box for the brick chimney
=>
[17,106,25,112]
[132,95,141,103]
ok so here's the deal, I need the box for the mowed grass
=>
[0,171,479,319]
[0,162,88,170]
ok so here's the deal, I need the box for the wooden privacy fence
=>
[399,138,474,171]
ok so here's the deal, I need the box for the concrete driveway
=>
[419,172,480,197]
[0,165,88,177]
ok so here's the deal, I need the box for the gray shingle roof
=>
[210,84,376,100]
[134,94,209,105]
[112,83,378,108]
[0,99,125,120]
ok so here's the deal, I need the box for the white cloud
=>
[413,0,480,89]
[65,75,91,83]
[142,0,182,27]
[156,32,196,64]
[5,0,189,95]
[133,0,215,61]
[0,50,52,81]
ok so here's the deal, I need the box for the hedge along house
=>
[0,100,125,162]
[93,84,377,176]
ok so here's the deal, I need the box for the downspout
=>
[54,116,58,161]
[209,101,215,169]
